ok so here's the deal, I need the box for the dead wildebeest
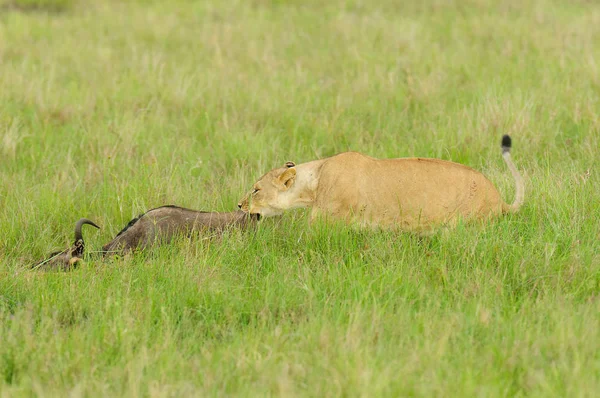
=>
[101,205,258,257]
[33,218,100,271]
[33,206,257,269]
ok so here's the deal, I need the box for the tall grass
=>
[1,0,599,395]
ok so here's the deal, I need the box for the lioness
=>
[238,135,524,232]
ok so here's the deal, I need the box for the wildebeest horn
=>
[74,218,100,242]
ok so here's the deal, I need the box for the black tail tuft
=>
[501,135,512,152]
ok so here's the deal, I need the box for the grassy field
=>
[1,0,599,395]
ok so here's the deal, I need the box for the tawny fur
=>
[239,135,524,232]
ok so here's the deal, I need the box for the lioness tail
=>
[501,135,524,213]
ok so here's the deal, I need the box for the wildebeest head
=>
[33,218,100,271]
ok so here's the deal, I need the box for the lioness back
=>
[314,152,504,231]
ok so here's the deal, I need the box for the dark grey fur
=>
[101,206,257,256]
[33,218,100,271]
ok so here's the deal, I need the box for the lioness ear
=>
[278,167,296,190]
[285,161,295,168]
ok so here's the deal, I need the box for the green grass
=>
[1,0,599,395]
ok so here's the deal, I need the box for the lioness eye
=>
[252,188,259,194]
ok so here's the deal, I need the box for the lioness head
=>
[238,161,297,218]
